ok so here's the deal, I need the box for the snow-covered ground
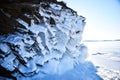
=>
[84,41,120,80]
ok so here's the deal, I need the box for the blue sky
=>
[58,0,120,40]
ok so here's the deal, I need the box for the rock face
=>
[0,0,102,80]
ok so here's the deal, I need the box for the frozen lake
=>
[84,41,120,55]
[84,41,120,79]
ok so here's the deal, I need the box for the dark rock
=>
[0,65,16,80]
[50,17,56,25]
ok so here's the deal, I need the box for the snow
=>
[84,41,120,80]
[29,25,47,34]
[17,19,29,29]
[50,3,62,10]
[97,67,120,80]
[39,61,102,80]
[54,30,68,53]
[19,59,37,76]
[0,43,10,54]
[1,53,16,71]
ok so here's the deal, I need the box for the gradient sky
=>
[58,0,120,40]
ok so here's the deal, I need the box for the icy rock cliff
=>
[0,0,102,80]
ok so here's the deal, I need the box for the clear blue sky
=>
[58,0,120,40]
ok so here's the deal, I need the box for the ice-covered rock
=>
[0,0,102,80]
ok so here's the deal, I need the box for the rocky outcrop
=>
[0,0,102,80]
[0,0,67,35]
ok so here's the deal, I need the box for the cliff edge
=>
[0,0,102,80]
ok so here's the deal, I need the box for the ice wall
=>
[0,1,102,80]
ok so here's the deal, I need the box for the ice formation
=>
[0,0,102,80]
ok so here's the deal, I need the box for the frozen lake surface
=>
[84,41,120,79]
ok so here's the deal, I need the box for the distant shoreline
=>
[83,39,120,42]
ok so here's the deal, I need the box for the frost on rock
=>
[0,0,102,80]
